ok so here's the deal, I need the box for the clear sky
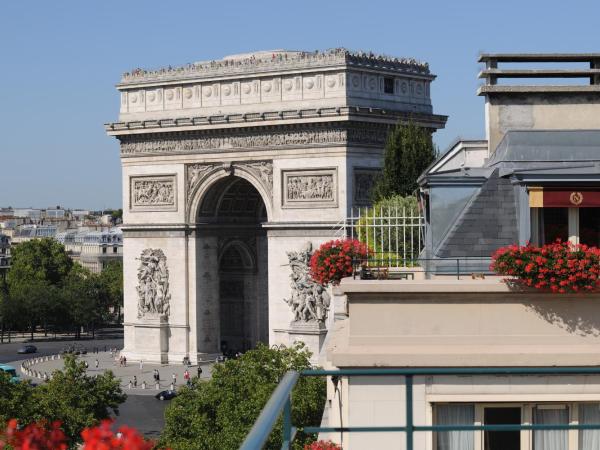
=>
[1,0,598,210]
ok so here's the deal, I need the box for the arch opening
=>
[193,175,269,358]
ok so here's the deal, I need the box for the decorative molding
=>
[136,248,171,319]
[243,161,273,199]
[186,164,214,203]
[130,175,177,211]
[353,168,382,206]
[283,242,330,324]
[117,122,394,157]
[282,168,337,209]
[120,48,430,85]
[185,160,274,213]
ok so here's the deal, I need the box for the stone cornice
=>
[119,48,430,86]
[106,106,448,137]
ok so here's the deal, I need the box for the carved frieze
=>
[282,168,337,209]
[136,248,171,319]
[284,242,330,324]
[353,168,381,206]
[120,128,347,156]
[130,175,177,211]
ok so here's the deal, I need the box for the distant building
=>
[12,208,42,220]
[0,233,10,270]
[44,207,66,219]
[56,227,123,273]
[11,224,57,243]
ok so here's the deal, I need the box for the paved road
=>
[0,330,123,364]
[113,395,169,439]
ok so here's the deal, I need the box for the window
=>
[102,247,107,254]
[113,246,118,254]
[485,407,521,450]
[384,77,394,94]
[532,207,600,246]
[533,405,568,450]
[433,402,599,450]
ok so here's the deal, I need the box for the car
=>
[0,364,20,383]
[155,389,177,401]
[17,345,37,354]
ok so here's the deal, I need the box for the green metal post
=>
[406,375,413,450]
[282,396,292,450]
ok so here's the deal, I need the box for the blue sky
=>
[1,0,598,209]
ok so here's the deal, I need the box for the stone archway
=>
[191,176,269,359]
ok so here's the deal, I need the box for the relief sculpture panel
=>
[130,175,177,211]
[282,168,337,209]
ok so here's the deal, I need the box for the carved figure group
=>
[287,175,334,201]
[137,249,171,318]
[133,180,174,206]
[284,242,330,323]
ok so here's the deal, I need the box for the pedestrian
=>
[128,380,132,389]
[84,361,89,369]
[95,359,99,369]
[139,359,143,371]
[172,373,177,385]
[119,356,123,367]
[123,356,127,367]
[156,370,160,382]
[197,366,203,378]
[133,375,137,388]
[184,370,190,386]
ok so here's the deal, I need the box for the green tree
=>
[99,261,124,323]
[62,266,108,339]
[0,372,35,426]
[7,238,73,289]
[160,343,326,450]
[0,355,126,445]
[371,121,437,201]
[30,355,126,443]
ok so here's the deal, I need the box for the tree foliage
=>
[7,239,73,290]
[1,238,121,339]
[371,121,437,201]
[0,355,126,445]
[160,343,326,450]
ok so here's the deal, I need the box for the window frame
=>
[431,401,596,450]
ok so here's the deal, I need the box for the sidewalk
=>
[15,351,214,396]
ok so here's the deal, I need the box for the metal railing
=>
[352,255,493,280]
[337,206,424,268]
[241,367,600,450]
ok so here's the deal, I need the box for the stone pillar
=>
[133,315,169,364]
[195,235,221,360]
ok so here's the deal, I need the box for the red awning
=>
[529,188,600,207]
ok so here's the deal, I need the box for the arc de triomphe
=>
[105,49,446,364]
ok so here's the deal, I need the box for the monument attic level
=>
[105,48,446,364]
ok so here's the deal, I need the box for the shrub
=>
[309,239,370,286]
[355,195,421,266]
[491,241,600,293]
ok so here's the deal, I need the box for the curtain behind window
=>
[534,407,568,450]
[580,404,600,450]
[436,404,474,450]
